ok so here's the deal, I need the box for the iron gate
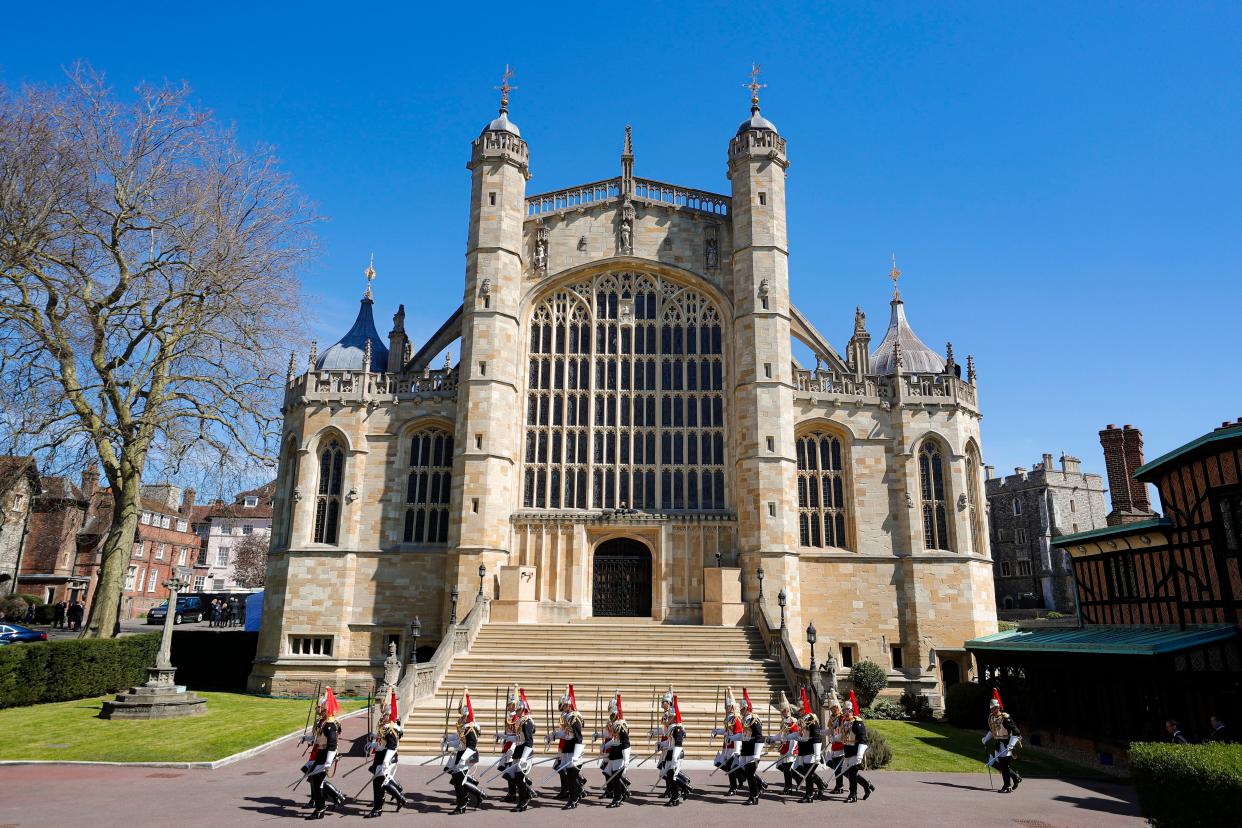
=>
[592,539,652,617]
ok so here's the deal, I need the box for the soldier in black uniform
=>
[303,689,345,820]
[840,697,875,804]
[768,692,799,795]
[446,690,486,815]
[552,684,587,810]
[737,688,766,805]
[712,687,746,795]
[503,690,537,812]
[794,706,827,802]
[602,692,632,808]
[657,690,694,806]
[366,698,409,817]
[983,696,1023,793]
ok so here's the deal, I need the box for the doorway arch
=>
[592,538,652,617]
[942,659,961,689]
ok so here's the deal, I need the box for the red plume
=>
[616,692,623,719]
[569,684,577,711]
[743,688,752,712]
[992,688,1004,711]
[519,687,530,713]
[323,687,341,718]
[465,690,475,722]
[673,694,682,724]
[848,690,859,717]
[800,687,812,716]
[390,689,398,723]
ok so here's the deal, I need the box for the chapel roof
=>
[870,259,946,376]
[316,259,389,373]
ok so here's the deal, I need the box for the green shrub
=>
[900,687,935,721]
[0,596,29,619]
[0,633,159,708]
[864,698,906,720]
[14,593,44,607]
[944,681,990,729]
[1130,742,1242,827]
[863,725,892,769]
[1044,611,1063,619]
[34,604,56,624]
[849,660,888,708]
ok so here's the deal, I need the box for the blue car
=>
[0,623,48,644]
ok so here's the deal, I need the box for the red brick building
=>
[16,467,98,606]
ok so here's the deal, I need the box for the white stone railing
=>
[526,176,731,218]
[793,368,978,410]
[395,596,490,726]
[633,177,730,216]
[286,367,458,404]
[526,178,621,217]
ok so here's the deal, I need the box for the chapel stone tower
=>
[728,72,800,624]
[450,72,530,604]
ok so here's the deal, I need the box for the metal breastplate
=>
[990,717,1010,739]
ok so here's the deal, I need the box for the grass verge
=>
[0,691,364,763]
[869,720,1111,779]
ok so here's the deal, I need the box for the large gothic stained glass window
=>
[404,428,453,544]
[796,432,848,548]
[523,272,726,511]
[313,438,344,545]
[919,441,951,551]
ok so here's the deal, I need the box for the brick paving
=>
[0,735,1142,828]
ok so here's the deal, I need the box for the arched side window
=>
[523,272,727,511]
[404,428,453,544]
[966,451,984,554]
[313,438,345,544]
[796,431,848,548]
[919,441,951,551]
[275,439,297,549]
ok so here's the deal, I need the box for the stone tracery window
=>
[796,431,848,548]
[404,428,453,544]
[314,438,344,544]
[966,452,983,554]
[919,441,951,551]
[523,272,726,511]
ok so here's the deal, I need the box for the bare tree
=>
[231,532,269,590]
[0,66,316,637]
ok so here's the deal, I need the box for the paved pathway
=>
[0,736,1142,828]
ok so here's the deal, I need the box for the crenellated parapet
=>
[284,366,459,409]
[792,367,980,413]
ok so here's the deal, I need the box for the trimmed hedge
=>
[1131,742,1242,827]
[944,681,989,729]
[0,634,159,708]
[849,660,889,708]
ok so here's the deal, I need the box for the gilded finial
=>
[744,63,767,113]
[364,254,375,300]
[889,253,902,300]
[496,65,517,114]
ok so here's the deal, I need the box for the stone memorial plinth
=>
[703,566,744,626]
[101,570,207,719]
[491,565,537,623]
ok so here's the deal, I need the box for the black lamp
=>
[757,565,765,600]
[807,620,818,672]
[449,586,459,625]
[478,563,486,598]
[408,616,421,665]
[777,588,787,630]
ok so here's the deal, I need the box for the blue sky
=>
[5,1,1240,483]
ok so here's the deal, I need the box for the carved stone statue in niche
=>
[533,225,549,273]
[704,225,720,270]
[618,195,635,254]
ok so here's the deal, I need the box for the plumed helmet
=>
[741,688,753,713]
[459,688,474,722]
[661,685,675,709]
[608,691,623,719]
[989,698,1001,709]
[724,686,736,710]
[779,692,792,713]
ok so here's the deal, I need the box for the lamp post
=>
[778,588,787,630]
[408,617,421,665]
[714,551,722,568]
[449,586,459,625]
[807,621,818,672]
[757,565,764,600]
[478,564,487,598]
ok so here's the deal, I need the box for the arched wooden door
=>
[592,538,652,617]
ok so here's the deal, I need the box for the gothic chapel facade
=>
[250,82,998,699]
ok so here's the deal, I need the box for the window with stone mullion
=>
[796,432,848,549]
[404,429,452,544]
[313,438,344,544]
[919,442,951,550]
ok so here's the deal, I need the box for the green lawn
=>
[869,720,1109,779]
[0,692,365,763]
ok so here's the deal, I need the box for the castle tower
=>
[727,69,800,629]
[449,69,531,606]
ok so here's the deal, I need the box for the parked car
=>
[0,623,48,644]
[147,596,206,625]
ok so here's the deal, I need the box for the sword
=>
[633,748,661,768]
[985,746,994,790]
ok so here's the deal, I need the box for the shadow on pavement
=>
[1051,778,1140,817]
[918,779,995,793]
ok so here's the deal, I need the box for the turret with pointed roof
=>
[316,258,389,373]
[870,257,945,376]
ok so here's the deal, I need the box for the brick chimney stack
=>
[1099,423,1156,526]
[182,488,196,513]
[80,463,99,496]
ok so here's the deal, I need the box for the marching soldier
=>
[983,691,1022,793]
[365,690,410,817]
[657,689,694,806]
[735,688,766,805]
[552,684,587,810]
[767,692,799,795]
[840,691,875,803]
[712,687,746,795]
[793,689,826,802]
[445,688,486,815]
[503,686,537,812]
[601,691,632,808]
[495,686,521,803]
[824,697,846,796]
[301,688,346,820]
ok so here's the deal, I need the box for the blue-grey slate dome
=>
[871,295,946,375]
[486,110,521,137]
[316,297,389,372]
[737,106,778,135]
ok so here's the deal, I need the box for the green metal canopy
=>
[966,624,1238,656]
